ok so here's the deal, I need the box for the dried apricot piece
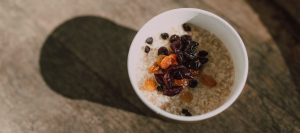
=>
[200,74,217,88]
[143,78,157,91]
[156,55,166,65]
[160,54,177,69]
[148,64,160,73]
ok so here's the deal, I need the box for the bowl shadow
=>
[39,16,159,118]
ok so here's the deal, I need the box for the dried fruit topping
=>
[169,34,180,43]
[163,86,183,96]
[148,64,160,73]
[158,47,169,55]
[181,108,192,116]
[170,40,182,53]
[146,37,153,44]
[154,73,164,85]
[157,85,164,92]
[160,33,169,40]
[199,57,208,64]
[160,54,177,69]
[188,79,198,88]
[198,50,208,57]
[174,79,188,87]
[182,23,191,32]
[200,74,217,88]
[180,91,193,103]
[156,55,166,64]
[144,46,150,53]
[143,78,157,91]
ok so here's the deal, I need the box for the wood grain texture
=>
[0,0,299,132]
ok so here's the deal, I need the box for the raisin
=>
[182,108,192,116]
[145,37,153,44]
[163,86,183,96]
[158,47,169,55]
[169,35,180,43]
[188,79,198,88]
[198,50,208,57]
[182,23,191,32]
[199,57,208,64]
[160,33,169,40]
[144,46,150,53]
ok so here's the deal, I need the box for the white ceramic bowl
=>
[127,8,248,122]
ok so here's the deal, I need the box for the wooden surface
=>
[0,0,299,132]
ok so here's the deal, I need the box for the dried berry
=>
[144,46,150,53]
[199,57,208,64]
[182,23,191,32]
[188,79,198,88]
[198,50,208,57]
[169,35,180,43]
[180,91,193,103]
[157,85,164,92]
[163,86,183,96]
[186,60,202,70]
[146,37,153,44]
[182,108,192,116]
[200,74,217,87]
[163,72,173,89]
[170,40,182,53]
[154,73,165,85]
[158,47,169,55]
[176,52,185,64]
[160,33,169,40]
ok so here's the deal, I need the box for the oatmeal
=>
[140,24,234,116]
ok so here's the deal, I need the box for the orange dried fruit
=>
[200,74,217,88]
[156,55,166,64]
[160,54,177,69]
[180,91,193,103]
[143,78,157,91]
[174,79,188,87]
[148,64,160,73]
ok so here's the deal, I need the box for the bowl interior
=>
[128,8,248,121]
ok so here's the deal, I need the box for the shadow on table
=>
[246,0,300,93]
[39,16,159,118]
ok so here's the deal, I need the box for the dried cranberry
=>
[182,108,192,116]
[188,79,198,88]
[169,35,180,43]
[158,47,169,55]
[146,37,153,44]
[144,46,150,53]
[182,23,191,32]
[163,86,183,96]
[160,33,169,40]
[198,50,208,57]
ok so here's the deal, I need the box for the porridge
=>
[140,23,234,116]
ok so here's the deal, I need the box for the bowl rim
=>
[127,8,248,122]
